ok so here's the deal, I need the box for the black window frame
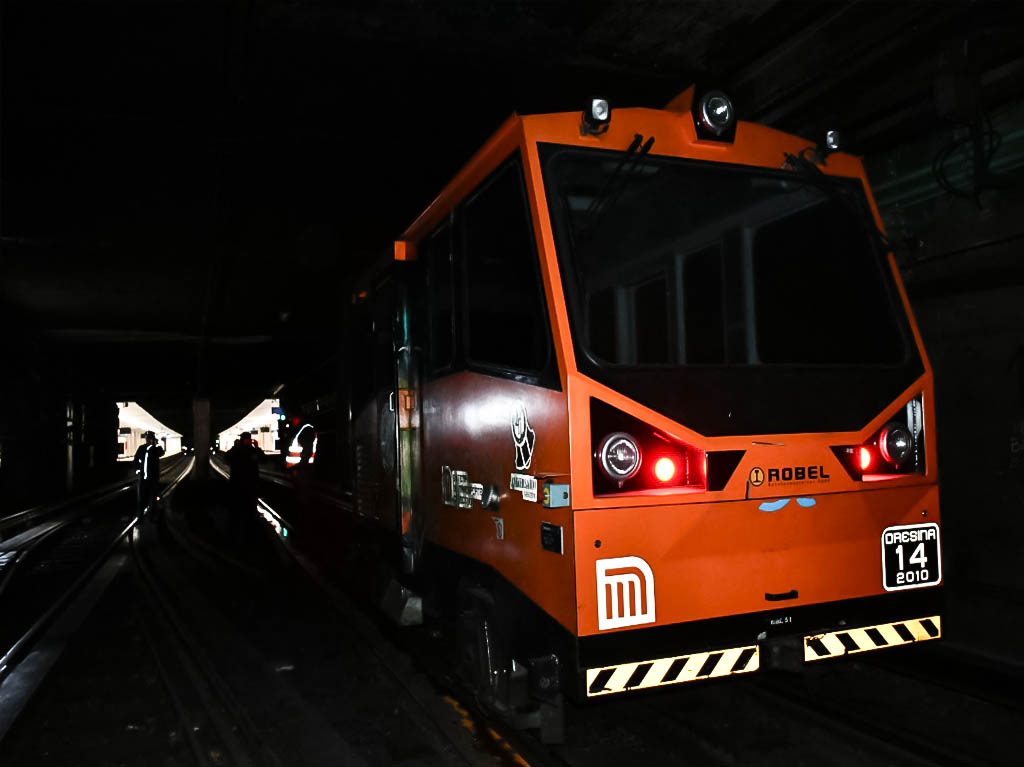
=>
[453,152,560,390]
[424,216,457,379]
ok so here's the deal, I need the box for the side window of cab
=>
[459,156,558,388]
[424,221,455,377]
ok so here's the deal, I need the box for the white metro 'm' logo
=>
[596,556,656,631]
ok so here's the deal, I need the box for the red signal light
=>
[858,447,873,471]
[654,456,677,483]
[591,400,708,495]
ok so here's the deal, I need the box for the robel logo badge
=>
[749,467,765,487]
[596,556,656,631]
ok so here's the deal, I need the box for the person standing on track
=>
[226,432,261,536]
[134,430,164,519]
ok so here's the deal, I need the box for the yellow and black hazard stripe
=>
[585,644,759,697]
[804,615,941,661]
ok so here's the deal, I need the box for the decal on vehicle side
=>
[510,472,538,502]
[596,556,656,631]
[441,465,482,509]
[757,497,817,512]
[510,403,536,471]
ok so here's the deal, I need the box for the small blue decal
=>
[796,497,816,508]
[758,498,791,512]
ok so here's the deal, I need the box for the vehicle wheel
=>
[454,578,566,742]
[456,580,502,703]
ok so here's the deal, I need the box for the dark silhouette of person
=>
[226,432,261,535]
[134,430,164,518]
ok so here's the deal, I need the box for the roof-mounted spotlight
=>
[581,98,611,136]
[691,89,736,142]
[808,129,844,166]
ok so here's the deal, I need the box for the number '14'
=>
[896,542,928,569]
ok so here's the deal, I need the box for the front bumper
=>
[577,589,942,698]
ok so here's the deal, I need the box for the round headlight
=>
[879,422,913,465]
[591,98,610,122]
[599,432,642,481]
[698,91,734,135]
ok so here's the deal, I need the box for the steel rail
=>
[749,676,996,767]
[224,457,352,511]
[0,486,130,601]
[0,459,194,684]
[207,460,506,765]
[159,480,267,582]
[867,645,1024,713]
[0,454,189,536]
[129,498,283,767]
[0,458,188,601]
[228,479,547,767]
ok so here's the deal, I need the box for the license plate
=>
[881,522,942,591]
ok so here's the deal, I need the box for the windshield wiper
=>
[782,148,895,256]
[580,133,655,241]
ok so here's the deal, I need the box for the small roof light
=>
[825,129,842,151]
[696,91,734,136]
[690,88,736,142]
[581,98,612,135]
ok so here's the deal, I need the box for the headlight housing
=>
[878,422,913,465]
[598,432,642,482]
[831,394,925,480]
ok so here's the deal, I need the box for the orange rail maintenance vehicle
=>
[347,86,940,735]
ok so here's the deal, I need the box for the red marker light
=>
[859,447,873,471]
[654,456,677,483]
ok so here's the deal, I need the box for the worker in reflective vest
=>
[134,431,164,517]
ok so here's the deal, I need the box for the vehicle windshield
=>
[543,145,907,367]
[540,143,923,436]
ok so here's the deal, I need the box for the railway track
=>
[209,457,542,766]
[178,463,1024,767]
[129,508,284,767]
[742,643,1024,767]
[867,643,1024,713]
[5,458,1014,764]
[0,457,193,740]
[234,469,868,766]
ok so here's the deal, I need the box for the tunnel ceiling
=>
[3,0,1024,434]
